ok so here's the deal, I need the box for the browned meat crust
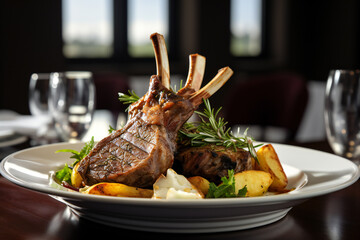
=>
[175,145,254,184]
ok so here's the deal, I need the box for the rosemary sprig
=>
[179,99,260,161]
[118,90,140,111]
[118,81,184,107]
[170,80,184,93]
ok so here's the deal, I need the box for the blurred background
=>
[1,0,359,143]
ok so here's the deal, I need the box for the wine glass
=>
[324,69,360,165]
[49,71,96,142]
[29,73,51,117]
[28,73,58,144]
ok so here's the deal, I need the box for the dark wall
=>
[1,0,359,114]
[198,0,231,81]
[286,0,360,80]
[1,0,64,114]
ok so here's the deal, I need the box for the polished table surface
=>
[0,140,359,240]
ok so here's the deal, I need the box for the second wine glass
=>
[324,69,360,165]
[49,71,96,142]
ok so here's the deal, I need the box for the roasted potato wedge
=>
[83,182,153,198]
[188,176,210,195]
[256,144,288,191]
[234,170,273,197]
[71,162,83,188]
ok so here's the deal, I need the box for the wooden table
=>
[0,141,359,240]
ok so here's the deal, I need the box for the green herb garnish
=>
[108,125,116,134]
[55,164,72,184]
[206,169,247,198]
[170,79,184,93]
[55,136,95,166]
[179,99,260,161]
[118,80,183,108]
[118,90,140,111]
[55,137,95,183]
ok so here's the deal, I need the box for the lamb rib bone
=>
[184,54,206,92]
[150,33,206,93]
[150,33,170,89]
[189,67,233,106]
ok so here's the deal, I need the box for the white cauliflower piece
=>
[152,168,204,199]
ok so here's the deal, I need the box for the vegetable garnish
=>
[118,80,183,108]
[108,125,116,134]
[118,90,140,111]
[54,136,95,183]
[206,169,247,198]
[55,136,95,166]
[179,99,260,161]
[55,164,72,184]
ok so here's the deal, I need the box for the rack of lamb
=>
[77,33,233,188]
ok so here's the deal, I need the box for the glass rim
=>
[31,73,51,80]
[51,71,93,79]
[329,69,360,74]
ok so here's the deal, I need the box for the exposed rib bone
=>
[189,67,233,106]
[184,54,206,91]
[150,33,170,89]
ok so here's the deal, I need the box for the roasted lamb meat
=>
[175,145,254,184]
[77,33,233,188]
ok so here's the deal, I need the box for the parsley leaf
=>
[54,137,95,184]
[55,164,72,184]
[237,185,248,197]
[55,136,95,166]
[206,169,247,198]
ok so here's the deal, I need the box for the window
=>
[230,0,263,57]
[128,0,169,57]
[62,0,113,58]
[62,0,169,59]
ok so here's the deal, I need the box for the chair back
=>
[223,72,308,142]
[93,72,130,115]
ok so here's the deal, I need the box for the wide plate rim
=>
[1,142,359,207]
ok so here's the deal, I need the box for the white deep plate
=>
[0,142,359,233]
